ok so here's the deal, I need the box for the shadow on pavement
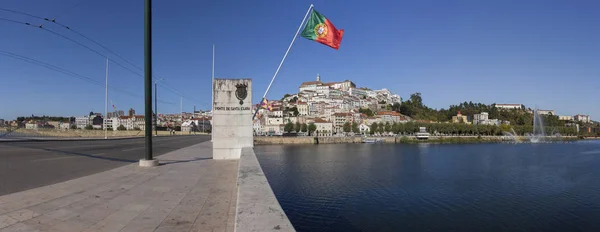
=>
[4,143,137,163]
[159,157,211,165]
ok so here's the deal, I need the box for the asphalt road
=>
[0,135,210,196]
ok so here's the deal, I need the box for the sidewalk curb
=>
[0,135,205,143]
[0,136,142,143]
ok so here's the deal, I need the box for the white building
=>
[537,110,555,116]
[267,117,283,126]
[315,85,330,97]
[495,104,522,110]
[314,119,333,137]
[298,74,323,92]
[559,115,573,121]
[25,123,38,130]
[297,102,309,116]
[59,122,72,130]
[75,116,90,129]
[574,114,591,123]
[349,88,368,98]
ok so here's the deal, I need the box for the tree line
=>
[397,92,588,128]
[283,121,579,136]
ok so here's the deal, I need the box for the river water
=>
[255,140,600,232]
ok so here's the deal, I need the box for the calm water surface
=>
[255,140,600,232]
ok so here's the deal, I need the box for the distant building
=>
[297,102,309,116]
[0,119,5,126]
[25,123,38,130]
[495,104,522,110]
[559,115,573,121]
[452,111,470,124]
[59,121,72,130]
[75,116,90,129]
[376,111,401,123]
[473,112,489,122]
[332,113,352,134]
[349,88,368,98]
[128,108,136,117]
[574,114,591,123]
[536,110,555,116]
[313,118,333,137]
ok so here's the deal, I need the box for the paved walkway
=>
[0,141,238,232]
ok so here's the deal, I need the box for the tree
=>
[85,125,93,130]
[399,103,413,117]
[359,108,374,117]
[284,122,294,133]
[378,100,386,104]
[295,122,301,132]
[308,123,316,136]
[385,122,392,133]
[289,96,298,103]
[291,107,299,116]
[391,103,401,112]
[70,125,77,130]
[281,94,291,100]
[133,127,141,131]
[370,122,378,135]
[301,123,308,133]
[343,122,351,133]
[352,122,360,133]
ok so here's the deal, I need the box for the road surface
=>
[0,135,210,196]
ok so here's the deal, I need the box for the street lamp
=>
[154,78,164,136]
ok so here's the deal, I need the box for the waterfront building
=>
[313,118,333,137]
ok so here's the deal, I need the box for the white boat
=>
[416,127,430,140]
[363,138,384,143]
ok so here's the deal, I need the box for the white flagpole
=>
[253,4,314,120]
[104,57,108,139]
[211,44,215,141]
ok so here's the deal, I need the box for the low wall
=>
[236,147,295,232]
[254,135,580,145]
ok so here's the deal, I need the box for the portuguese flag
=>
[300,9,344,50]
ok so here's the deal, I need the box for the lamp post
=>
[154,78,164,136]
[140,0,158,167]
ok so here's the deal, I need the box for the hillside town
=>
[252,74,595,136]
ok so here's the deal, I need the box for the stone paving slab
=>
[0,141,237,232]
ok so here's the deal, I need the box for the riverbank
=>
[254,135,580,145]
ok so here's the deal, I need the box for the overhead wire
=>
[0,8,206,106]
[0,49,176,105]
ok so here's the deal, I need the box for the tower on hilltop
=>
[316,73,320,82]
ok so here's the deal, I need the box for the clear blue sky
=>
[1,0,598,120]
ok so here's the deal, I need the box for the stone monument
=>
[212,78,253,159]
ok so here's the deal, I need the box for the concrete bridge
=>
[0,79,294,232]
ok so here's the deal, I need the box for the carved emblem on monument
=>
[235,83,248,105]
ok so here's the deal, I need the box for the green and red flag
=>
[300,9,344,50]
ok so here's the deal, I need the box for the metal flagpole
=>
[252,4,314,120]
[211,44,215,141]
[104,57,108,139]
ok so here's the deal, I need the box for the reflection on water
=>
[255,141,600,232]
